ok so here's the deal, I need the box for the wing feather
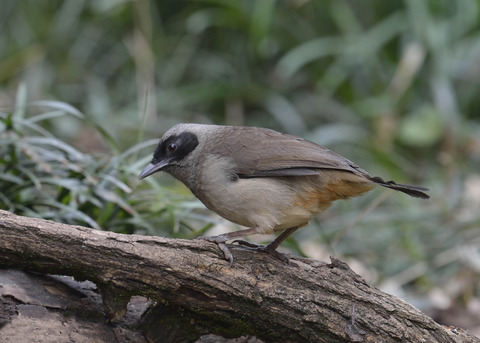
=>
[212,126,369,178]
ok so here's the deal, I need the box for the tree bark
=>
[0,210,476,343]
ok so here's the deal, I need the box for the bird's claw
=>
[232,240,291,265]
[197,236,292,266]
[197,235,234,266]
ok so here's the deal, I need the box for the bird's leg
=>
[233,226,303,264]
[197,227,262,266]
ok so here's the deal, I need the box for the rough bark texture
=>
[0,210,476,343]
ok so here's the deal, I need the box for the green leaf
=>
[398,105,444,147]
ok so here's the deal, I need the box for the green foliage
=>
[0,85,210,237]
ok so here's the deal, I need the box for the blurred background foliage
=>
[1,0,480,332]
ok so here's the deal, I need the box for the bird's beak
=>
[138,161,169,180]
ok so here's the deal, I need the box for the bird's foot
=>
[232,240,290,265]
[197,235,234,266]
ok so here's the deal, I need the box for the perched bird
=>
[139,124,429,264]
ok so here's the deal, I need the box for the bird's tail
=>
[368,176,430,199]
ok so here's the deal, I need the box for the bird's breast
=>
[193,155,315,233]
[192,156,375,234]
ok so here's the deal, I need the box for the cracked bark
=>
[0,210,476,343]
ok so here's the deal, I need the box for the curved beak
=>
[138,161,169,180]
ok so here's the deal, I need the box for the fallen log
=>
[0,210,475,343]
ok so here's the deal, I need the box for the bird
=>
[139,123,429,265]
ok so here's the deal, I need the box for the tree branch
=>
[0,210,475,343]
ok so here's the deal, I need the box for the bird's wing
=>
[213,126,370,178]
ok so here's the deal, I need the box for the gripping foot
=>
[197,235,234,266]
[232,240,290,264]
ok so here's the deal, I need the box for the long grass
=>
[0,85,212,237]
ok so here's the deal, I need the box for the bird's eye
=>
[167,143,177,152]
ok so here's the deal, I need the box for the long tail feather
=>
[368,176,430,199]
